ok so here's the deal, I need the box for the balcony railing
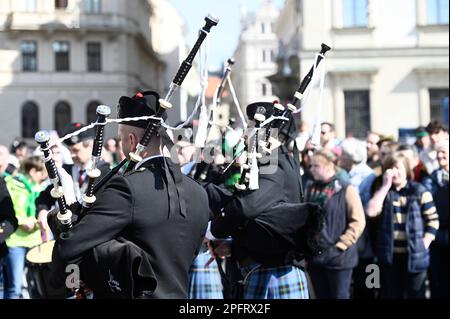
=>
[0,11,141,33]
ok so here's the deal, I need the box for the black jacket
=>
[0,177,18,258]
[79,237,157,298]
[206,147,308,265]
[52,157,210,299]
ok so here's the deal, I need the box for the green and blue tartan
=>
[240,264,309,299]
[188,251,224,299]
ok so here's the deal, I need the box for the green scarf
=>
[306,176,339,208]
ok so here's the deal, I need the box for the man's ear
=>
[129,133,139,150]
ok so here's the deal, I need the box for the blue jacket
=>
[423,169,448,230]
[376,181,430,273]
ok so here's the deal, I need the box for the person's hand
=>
[57,166,76,205]
[423,236,433,250]
[21,218,36,232]
[382,168,394,188]
[209,239,232,259]
[214,153,225,166]
[38,209,49,230]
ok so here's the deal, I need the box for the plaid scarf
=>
[306,176,340,208]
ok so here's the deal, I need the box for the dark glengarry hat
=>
[62,122,95,146]
[117,91,166,129]
[246,101,274,121]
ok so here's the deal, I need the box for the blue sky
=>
[169,0,285,71]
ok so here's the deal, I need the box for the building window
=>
[261,23,266,34]
[427,0,449,24]
[18,0,37,12]
[344,90,370,138]
[54,102,72,136]
[53,41,70,71]
[87,42,101,72]
[55,0,68,10]
[22,101,39,138]
[86,101,101,124]
[429,88,449,122]
[262,49,274,63]
[343,0,368,27]
[21,41,37,72]
[84,0,101,13]
[270,50,276,62]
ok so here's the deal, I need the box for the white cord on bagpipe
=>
[194,35,209,148]
[50,45,288,153]
[49,116,162,150]
[204,63,247,151]
[227,74,247,129]
[309,53,327,147]
[51,112,288,153]
[208,78,220,122]
[204,65,228,131]
[52,121,105,149]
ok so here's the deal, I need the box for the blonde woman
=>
[305,149,365,299]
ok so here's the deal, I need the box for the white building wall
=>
[276,0,449,139]
[233,0,280,112]
[0,0,169,145]
[149,0,199,124]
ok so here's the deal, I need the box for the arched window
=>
[86,101,101,124]
[54,101,72,135]
[21,101,39,138]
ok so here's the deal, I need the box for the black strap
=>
[163,157,179,218]
[291,140,305,202]
[93,159,127,194]
[159,127,187,218]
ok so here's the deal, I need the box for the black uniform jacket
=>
[206,147,314,264]
[0,177,18,258]
[35,161,111,213]
[53,157,210,299]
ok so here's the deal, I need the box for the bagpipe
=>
[32,105,111,299]
[224,43,331,194]
[234,106,267,191]
[126,14,219,173]
[192,58,240,185]
[35,104,112,232]
[205,45,333,260]
[32,15,219,299]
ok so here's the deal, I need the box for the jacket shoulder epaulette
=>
[123,167,147,177]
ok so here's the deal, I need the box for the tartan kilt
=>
[188,251,224,299]
[241,264,309,299]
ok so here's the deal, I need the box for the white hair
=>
[340,138,367,164]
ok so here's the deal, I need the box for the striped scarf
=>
[306,176,340,208]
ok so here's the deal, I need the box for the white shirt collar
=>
[135,154,165,170]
